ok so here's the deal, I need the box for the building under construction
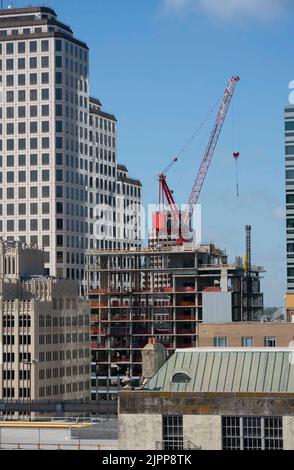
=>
[87,243,264,401]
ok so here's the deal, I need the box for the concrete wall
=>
[202,292,232,323]
[183,415,222,450]
[198,322,294,347]
[283,416,294,449]
[118,414,161,450]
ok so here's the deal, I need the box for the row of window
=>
[2,335,31,345]
[2,381,90,399]
[0,56,50,70]
[0,104,50,118]
[2,313,89,328]
[2,40,50,54]
[4,88,50,102]
[0,170,50,183]
[39,381,90,398]
[38,349,90,362]
[161,416,283,450]
[39,364,90,380]
[0,186,50,200]
[3,370,30,380]
[1,121,51,134]
[0,26,46,38]
[2,315,31,328]
[0,137,52,151]
[3,219,50,232]
[0,38,87,63]
[213,336,279,347]
[0,154,116,173]
[89,115,116,133]
[1,203,50,215]
[40,312,89,324]
[39,333,89,344]
[2,71,50,86]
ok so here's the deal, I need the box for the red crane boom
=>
[186,75,240,221]
[157,75,240,243]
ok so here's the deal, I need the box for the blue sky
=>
[17,0,293,306]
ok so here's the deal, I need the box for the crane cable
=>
[161,97,222,176]
[232,89,240,197]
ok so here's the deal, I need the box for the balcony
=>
[91,302,108,308]
[91,327,107,335]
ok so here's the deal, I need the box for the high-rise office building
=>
[285,105,294,318]
[0,6,142,283]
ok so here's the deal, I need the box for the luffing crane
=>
[156,75,240,244]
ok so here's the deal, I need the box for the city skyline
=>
[0,0,289,305]
[28,0,291,307]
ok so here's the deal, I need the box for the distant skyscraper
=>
[285,105,294,292]
[0,6,141,283]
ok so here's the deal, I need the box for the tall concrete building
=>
[285,105,294,318]
[0,6,141,283]
[0,240,91,409]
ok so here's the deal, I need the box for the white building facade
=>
[0,6,142,284]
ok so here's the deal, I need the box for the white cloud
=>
[164,0,288,20]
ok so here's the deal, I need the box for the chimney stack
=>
[141,338,166,385]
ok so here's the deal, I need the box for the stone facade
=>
[198,322,294,347]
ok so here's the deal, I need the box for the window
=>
[222,416,283,450]
[42,121,49,132]
[162,416,183,450]
[42,105,49,117]
[264,336,277,347]
[286,170,294,180]
[42,153,49,165]
[18,106,26,118]
[214,336,228,347]
[6,43,13,54]
[42,89,49,100]
[55,39,62,52]
[18,74,26,86]
[6,75,13,86]
[55,56,62,68]
[18,90,26,102]
[30,73,37,85]
[241,337,254,347]
[171,372,191,384]
[6,59,13,70]
[41,72,49,84]
[30,41,37,53]
[30,122,38,133]
[41,40,49,52]
[41,56,49,68]
[30,153,38,166]
[30,57,37,69]
[18,42,26,53]
[18,155,26,166]
[18,58,25,69]
[30,89,38,101]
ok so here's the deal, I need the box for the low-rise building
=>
[198,321,294,347]
[119,347,294,450]
[0,240,91,411]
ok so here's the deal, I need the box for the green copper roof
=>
[144,348,294,393]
